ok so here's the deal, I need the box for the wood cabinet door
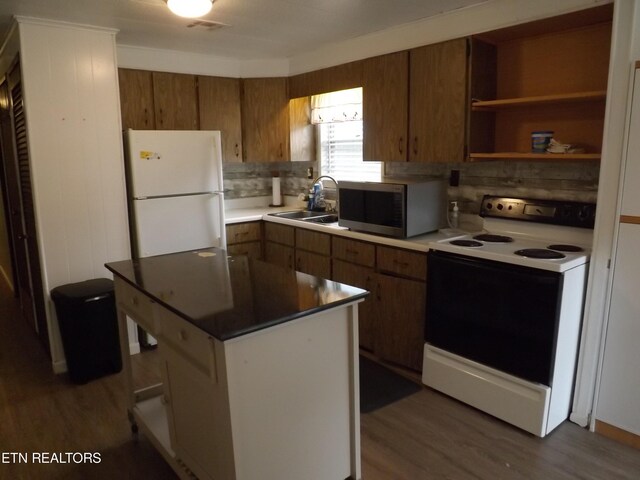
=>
[295,250,331,279]
[265,242,294,269]
[409,38,468,163]
[332,259,376,351]
[152,72,199,130]
[289,96,315,162]
[118,68,155,129]
[241,78,290,162]
[198,76,243,162]
[264,223,294,246]
[362,51,409,162]
[375,273,426,372]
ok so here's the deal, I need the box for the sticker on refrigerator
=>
[139,150,160,160]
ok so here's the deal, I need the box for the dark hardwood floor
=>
[1,279,639,479]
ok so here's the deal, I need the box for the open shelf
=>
[469,152,601,161]
[472,91,606,110]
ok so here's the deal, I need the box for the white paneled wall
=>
[17,19,130,370]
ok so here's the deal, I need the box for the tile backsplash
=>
[223,161,317,199]
[224,159,600,214]
[386,160,600,214]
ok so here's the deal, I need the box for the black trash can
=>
[51,278,122,384]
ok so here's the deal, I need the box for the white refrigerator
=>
[124,129,226,258]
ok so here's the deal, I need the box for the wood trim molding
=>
[620,215,640,224]
[595,420,640,450]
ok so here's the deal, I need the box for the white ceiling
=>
[0,0,487,59]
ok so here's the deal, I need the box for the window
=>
[311,88,381,182]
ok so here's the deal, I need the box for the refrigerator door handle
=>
[217,191,227,250]
[133,191,225,201]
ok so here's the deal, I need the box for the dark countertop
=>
[105,248,368,341]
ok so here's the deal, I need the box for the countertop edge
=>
[226,206,470,252]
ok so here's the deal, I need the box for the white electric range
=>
[422,195,595,437]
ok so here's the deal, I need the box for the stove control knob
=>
[497,203,504,210]
[486,202,493,210]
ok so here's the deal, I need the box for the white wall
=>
[117,44,289,78]
[16,19,130,371]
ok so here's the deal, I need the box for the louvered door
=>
[8,61,49,353]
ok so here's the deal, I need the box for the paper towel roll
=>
[272,177,282,206]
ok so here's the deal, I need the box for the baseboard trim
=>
[595,420,640,450]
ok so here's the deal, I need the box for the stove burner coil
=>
[473,234,514,243]
[450,239,483,247]
[514,248,566,259]
[548,244,583,252]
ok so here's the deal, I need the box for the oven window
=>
[425,251,563,386]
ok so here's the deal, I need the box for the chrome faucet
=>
[310,175,339,212]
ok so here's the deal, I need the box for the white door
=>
[126,130,223,197]
[133,193,225,257]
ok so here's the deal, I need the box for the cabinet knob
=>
[235,143,240,157]
[398,137,404,155]
[413,136,418,155]
[132,296,139,306]
[179,329,187,341]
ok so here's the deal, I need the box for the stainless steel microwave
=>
[338,178,446,238]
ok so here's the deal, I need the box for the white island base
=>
[115,277,362,480]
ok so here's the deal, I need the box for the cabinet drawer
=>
[115,279,155,334]
[265,222,294,246]
[296,228,331,255]
[227,241,262,259]
[332,237,375,267]
[377,246,427,281]
[226,222,261,245]
[156,308,214,375]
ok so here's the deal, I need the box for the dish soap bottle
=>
[308,186,315,211]
[451,201,459,229]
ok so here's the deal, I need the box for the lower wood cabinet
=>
[262,221,429,372]
[375,273,426,371]
[296,250,331,279]
[332,259,377,351]
[226,221,263,259]
[265,242,294,269]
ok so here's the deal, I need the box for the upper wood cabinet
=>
[289,96,315,162]
[118,69,156,130]
[362,52,409,162]
[409,38,469,163]
[289,60,363,98]
[468,5,612,161]
[241,77,290,162]
[198,76,243,162]
[152,72,199,130]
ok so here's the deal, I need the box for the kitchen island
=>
[106,248,367,480]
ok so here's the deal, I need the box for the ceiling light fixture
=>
[166,0,213,18]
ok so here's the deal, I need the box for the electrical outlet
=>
[306,167,313,179]
[449,169,460,187]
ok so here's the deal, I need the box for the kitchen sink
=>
[270,210,324,219]
[302,214,338,224]
[269,210,339,224]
